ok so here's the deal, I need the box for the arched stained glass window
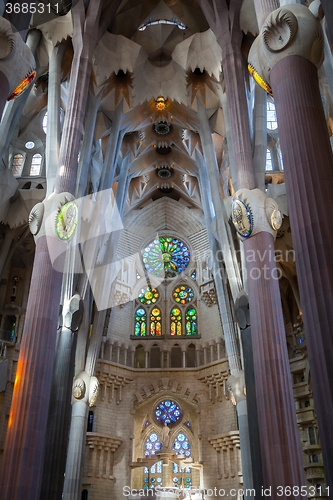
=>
[266,149,273,171]
[30,154,42,176]
[139,287,159,305]
[267,101,278,130]
[155,400,181,424]
[142,237,190,278]
[186,308,197,335]
[171,308,182,336]
[173,463,192,488]
[11,154,23,177]
[174,433,191,457]
[135,308,146,336]
[150,308,162,336]
[145,433,161,456]
[173,285,194,304]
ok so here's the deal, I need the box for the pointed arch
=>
[135,307,147,336]
[171,307,182,336]
[150,307,162,336]
[185,307,197,335]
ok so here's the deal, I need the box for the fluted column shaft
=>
[199,0,305,493]
[46,43,66,196]
[0,2,121,497]
[245,232,304,492]
[271,55,333,489]
[62,401,89,500]
[0,236,63,499]
[40,326,77,500]
[254,0,279,29]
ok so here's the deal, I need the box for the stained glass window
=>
[150,308,162,336]
[186,308,197,335]
[139,287,159,305]
[142,237,190,278]
[30,154,42,176]
[144,460,163,488]
[155,400,181,424]
[191,270,196,279]
[266,149,273,171]
[173,463,192,488]
[145,433,161,456]
[11,154,23,177]
[173,285,194,304]
[135,308,146,336]
[174,433,191,457]
[171,308,182,336]
[267,101,278,130]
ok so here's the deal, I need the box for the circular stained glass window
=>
[145,433,161,456]
[139,287,159,305]
[142,237,190,278]
[155,400,181,425]
[173,285,194,304]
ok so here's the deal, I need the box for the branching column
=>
[0,2,121,498]
[271,55,333,489]
[200,0,305,495]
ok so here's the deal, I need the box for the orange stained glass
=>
[8,70,36,101]
[150,307,162,336]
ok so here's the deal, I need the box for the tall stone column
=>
[200,0,305,494]
[46,43,66,196]
[40,294,84,500]
[0,2,121,498]
[249,4,333,487]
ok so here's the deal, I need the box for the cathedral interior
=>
[0,0,332,499]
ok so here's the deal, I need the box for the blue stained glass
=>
[173,463,179,473]
[145,433,161,456]
[142,238,190,278]
[151,465,156,473]
[155,400,181,425]
[151,478,155,483]
[185,467,191,473]
[157,461,162,473]
[144,467,148,473]
[174,433,191,457]
[157,478,162,483]
[144,478,148,482]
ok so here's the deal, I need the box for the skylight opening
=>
[138,17,186,31]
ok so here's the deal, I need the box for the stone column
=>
[200,0,305,494]
[182,349,186,368]
[40,294,83,500]
[63,401,89,500]
[46,43,66,196]
[0,2,121,498]
[271,55,333,489]
[249,3,333,487]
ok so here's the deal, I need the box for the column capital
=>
[231,187,282,240]
[248,4,324,92]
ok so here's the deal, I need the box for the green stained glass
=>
[142,238,190,278]
[139,287,159,305]
[135,308,146,336]
[173,285,194,304]
[185,308,197,335]
[171,307,181,336]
